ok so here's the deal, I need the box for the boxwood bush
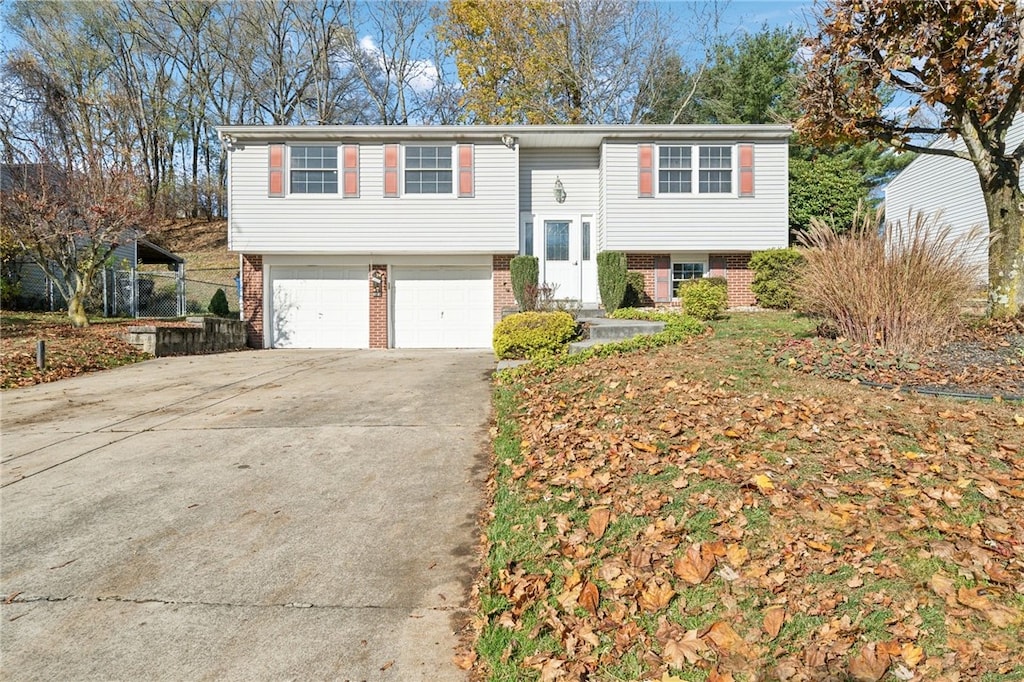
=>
[749,248,805,309]
[676,278,728,320]
[493,311,578,359]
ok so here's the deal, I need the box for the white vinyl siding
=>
[602,140,788,252]
[518,148,600,216]
[884,116,1023,286]
[229,142,518,254]
[597,143,608,252]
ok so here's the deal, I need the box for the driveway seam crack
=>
[4,594,470,613]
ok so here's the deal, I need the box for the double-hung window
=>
[658,146,692,194]
[698,146,732,193]
[672,262,704,295]
[657,145,734,195]
[405,145,452,194]
[290,146,338,194]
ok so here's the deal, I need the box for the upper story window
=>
[290,146,338,194]
[659,146,692,194]
[699,146,732,193]
[657,145,733,195]
[405,145,452,194]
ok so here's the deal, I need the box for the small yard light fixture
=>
[553,177,566,204]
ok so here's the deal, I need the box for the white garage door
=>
[392,267,493,348]
[270,266,368,348]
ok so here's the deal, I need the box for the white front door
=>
[542,219,581,301]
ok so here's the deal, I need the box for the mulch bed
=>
[769,316,1024,399]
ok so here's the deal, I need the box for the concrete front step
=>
[569,317,665,354]
[582,318,665,340]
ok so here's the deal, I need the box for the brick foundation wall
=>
[625,253,659,307]
[493,255,515,322]
[241,254,264,348]
[369,265,388,348]
[711,252,756,307]
[624,251,756,308]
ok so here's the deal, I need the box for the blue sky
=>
[0,1,818,53]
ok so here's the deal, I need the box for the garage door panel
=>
[393,267,492,349]
[270,267,368,349]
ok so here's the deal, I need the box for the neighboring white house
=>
[216,124,791,349]
[884,115,1024,285]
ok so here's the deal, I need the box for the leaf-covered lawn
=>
[1,312,151,389]
[469,313,1023,682]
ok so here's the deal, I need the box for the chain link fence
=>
[7,264,239,319]
[110,267,239,318]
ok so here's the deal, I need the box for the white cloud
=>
[358,35,439,94]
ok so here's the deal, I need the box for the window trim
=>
[288,144,339,195]
[670,256,709,298]
[655,144,737,197]
[657,145,693,195]
[402,144,455,197]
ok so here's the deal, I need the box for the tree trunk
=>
[983,168,1024,318]
[68,291,89,328]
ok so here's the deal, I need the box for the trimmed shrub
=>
[750,248,806,309]
[597,251,628,313]
[795,206,981,353]
[676,278,728,320]
[493,311,578,359]
[623,271,647,308]
[498,308,708,378]
[209,288,231,316]
[510,255,539,310]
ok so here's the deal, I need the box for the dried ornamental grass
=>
[796,207,983,353]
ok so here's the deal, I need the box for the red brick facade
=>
[493,255,515,322]
[241,254,264,348]
[625,252,756,308]
[711,252,756,307]
[369,265,388,348]
[625,253,658,307]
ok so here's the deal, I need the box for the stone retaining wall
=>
[126,316,248,357]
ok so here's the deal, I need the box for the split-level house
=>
[217,125,791,349]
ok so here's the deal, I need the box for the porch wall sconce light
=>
[371,270,385,297]
[553,177,567,204]
[500,134,517,149]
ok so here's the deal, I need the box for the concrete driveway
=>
[0,349,494,681]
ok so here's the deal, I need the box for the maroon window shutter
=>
[654,256,672,301]
[738,144,754,197]
[268,144,285,198]
[342,144,359,198]
[637,144,654,198]
[383,144,399,198]
[709,255,727,278]
[457,144,474,197]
